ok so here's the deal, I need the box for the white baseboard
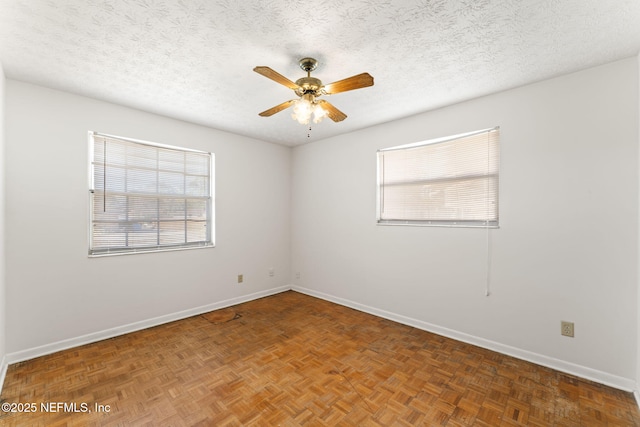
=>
[292,285,637,393]
[5,286,291,367]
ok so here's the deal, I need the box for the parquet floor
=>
[1,291,639,426]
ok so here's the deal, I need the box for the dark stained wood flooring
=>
[1,291,639,426]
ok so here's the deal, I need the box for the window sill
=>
[88,243,215,258]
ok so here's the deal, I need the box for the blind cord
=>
[103,139,107,212]
[485,131,492,297]
[486,228,492,296]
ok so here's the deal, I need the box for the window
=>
[377,127,499,227]
[89,132,214,256]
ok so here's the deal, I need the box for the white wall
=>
[5,81,291,357]
[0,62,6,381]
[292,57,639,389]
[637,52,640,400]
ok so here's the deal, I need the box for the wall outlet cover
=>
[561,321,574,337]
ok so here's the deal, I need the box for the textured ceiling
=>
[1,0,639,146]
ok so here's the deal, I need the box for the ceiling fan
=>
[254,57,374,125]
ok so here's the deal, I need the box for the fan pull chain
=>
[103,139,107,212]
[308,126,312,138]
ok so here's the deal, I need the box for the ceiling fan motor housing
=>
[295,77,323,95]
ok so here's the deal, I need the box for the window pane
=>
[159,171,185,195]
[160,198,186,221]
[186,153,210,175]
[159,149,186,172]
[159,221,185,245]
[378,128,499,227]
[90,133,214,255]
[186,199,207,220]
[186,175,209,196]
[186,220,208,242]
[127,196,158,221]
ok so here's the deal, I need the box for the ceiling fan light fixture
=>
[292,93,327,125]
[292,94,314,124]
[312,103,327,124]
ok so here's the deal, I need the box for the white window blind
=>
[377,127,499,227]
[89,132,214,256]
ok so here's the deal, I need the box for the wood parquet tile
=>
[1,290,639,426]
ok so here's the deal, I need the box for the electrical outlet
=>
[561,321,574,337]
[237,274,243,284]
[295,272,301,280]
[269,268,275,277]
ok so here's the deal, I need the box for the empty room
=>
[1,0,640,425]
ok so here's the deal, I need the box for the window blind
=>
[89,132,213,255]
[377,128,499,227]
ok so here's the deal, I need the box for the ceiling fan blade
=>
[258,100,296,117]
[253,66,300,90]
[323,73,374,95]
[317,100,347,122]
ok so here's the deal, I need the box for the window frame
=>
[376,127,499,228]
[88,131,215,257]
